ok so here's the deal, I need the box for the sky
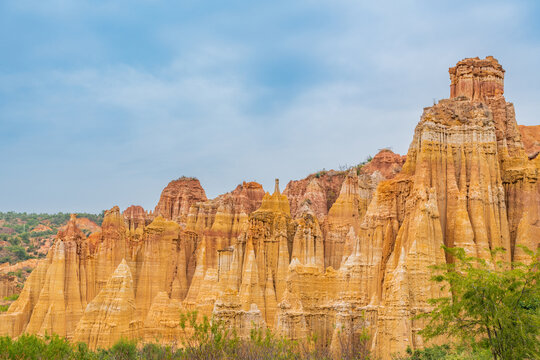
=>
[1,0,539,213]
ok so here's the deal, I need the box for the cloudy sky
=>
[1,0,539,213]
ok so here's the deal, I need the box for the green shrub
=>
[72,342,97,360]
[42,334,72,360]
[8,333,47,360]
[140,342,177,360]
[3,293,19,302]
[393,344,492,360]
[420,246,540,360]
[108,338,138,360]
[7,245,29,261]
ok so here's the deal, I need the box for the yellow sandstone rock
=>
[74,259,139,349]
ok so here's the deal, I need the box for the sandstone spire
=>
[274,178,280,194]
[73,259,139,349]
[449,56,504,100]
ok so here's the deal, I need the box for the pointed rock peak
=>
[449,56,505,100]
[103,259,134,292]
[57,213,85,241]
[306,176,323,191]
[338,172,359,197]
[152,291,170,302]
[105,206,121,217]
[109,260,135,291]
[73,257,136,349]
[116,259,130,274]
[254,179,291,216]
[274,178,280,195]
[102,205,125,228]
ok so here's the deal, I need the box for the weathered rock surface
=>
[123,205,151,231]
[154,177,207,224]
[58,216,101,235]
[1,57,538,360]
[211,180,294,329]
[361,149,406,179]
[284,170,346,220]
[185,181,265,269]
[518,124,540,158]
[143,292,187,344]
[74,260,139,349]
[0,275,19,298]
[0,259,39,300]
[449,55,504,101]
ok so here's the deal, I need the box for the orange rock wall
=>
[518,124,540,158]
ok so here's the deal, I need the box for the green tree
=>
[7,245,29,262]
[420,246,540,360]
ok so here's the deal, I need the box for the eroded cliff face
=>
[123,205,151,231]
[73,260,139,349]
[284,170,346,221]
[154,177,208,224]
[1,57,538,359]
[361,149,406,179]
[185,181,265,270]
[518,124,540,158]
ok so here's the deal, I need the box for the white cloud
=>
[1,0,539,212]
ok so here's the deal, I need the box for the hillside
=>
[0,212,103,264]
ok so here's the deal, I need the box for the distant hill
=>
[0,211,104,265]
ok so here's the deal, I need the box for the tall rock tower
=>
[449,56,505,100]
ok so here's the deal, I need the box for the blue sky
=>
[1,0,539,213]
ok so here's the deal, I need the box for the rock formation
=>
[154,177,207,224]
[518,124,540,158]
[185,181,265,269]
[123,205,150,231]
[0,275,19,298]
[1,57,538,359]
[449,55,505,101]
[284,170,346,221]
[58,216,101,235]
[361,149,406,179]
[0,259,39,299]
[73,260,139,349]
